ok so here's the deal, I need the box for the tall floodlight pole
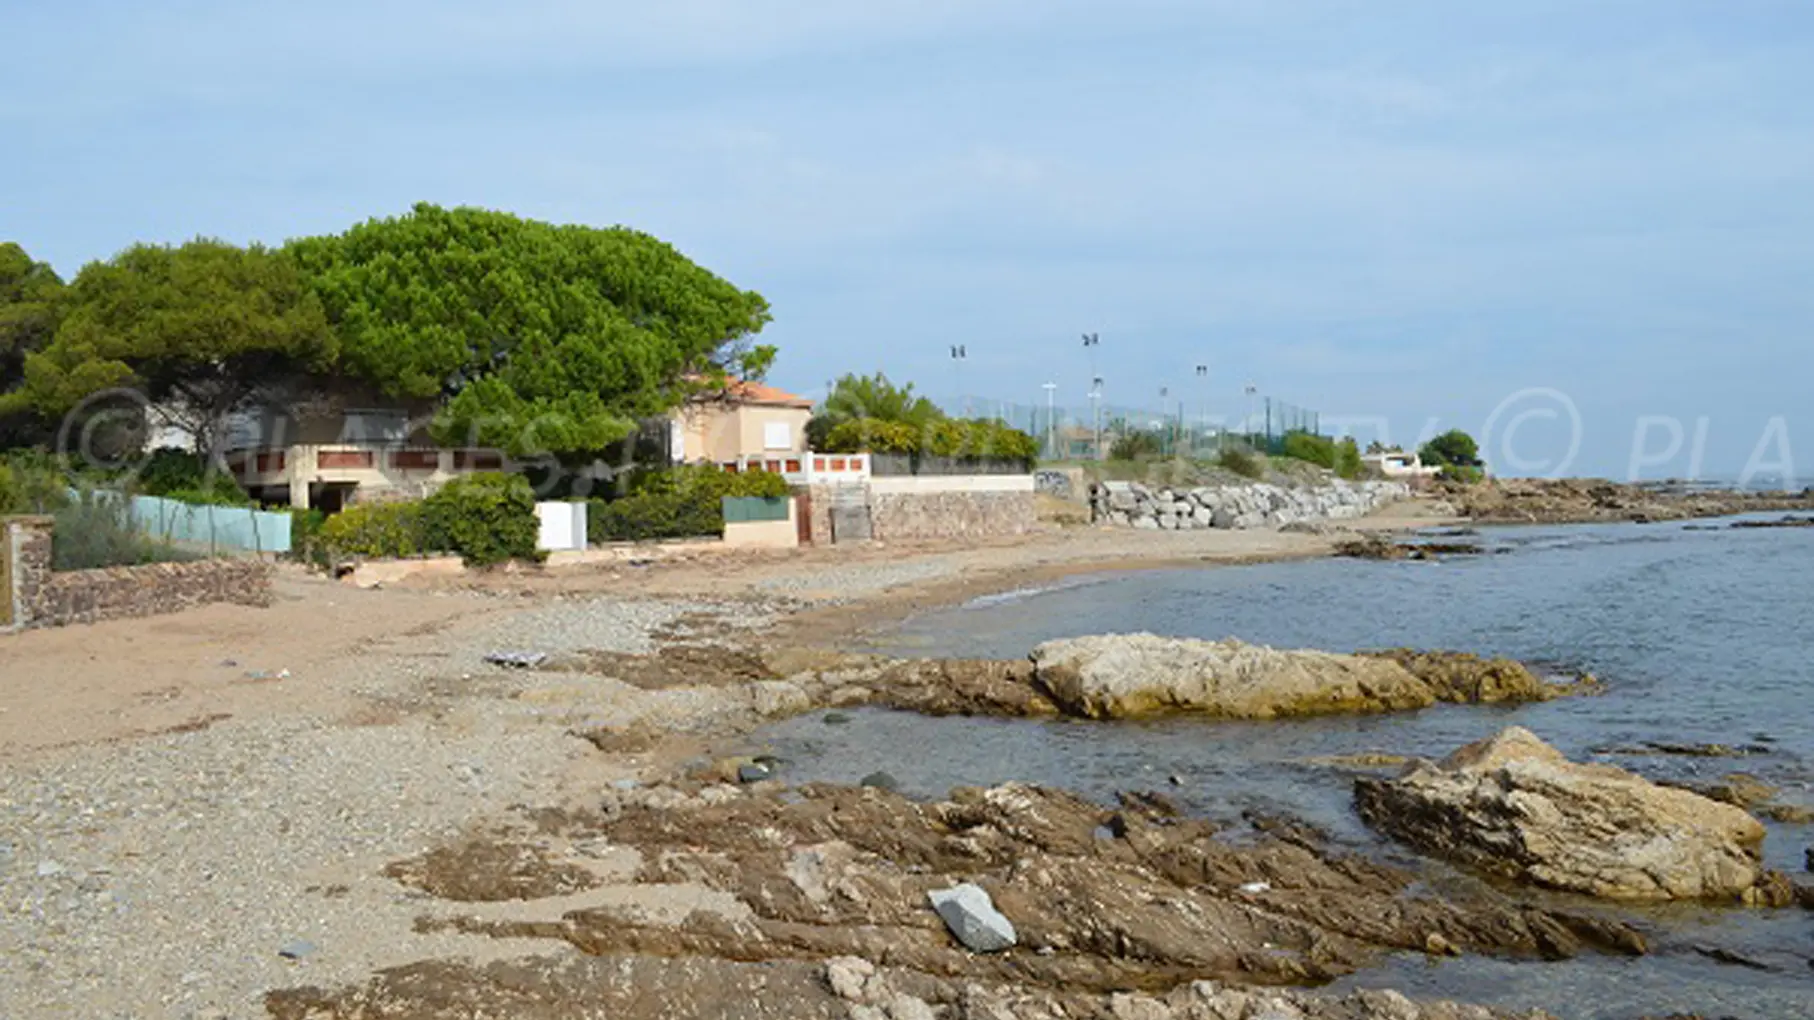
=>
[1042,382,1058,460]
[949,345,968,417]
[1194,364,1208,457]
[1243,383,1258,444]
[1081,333,1101,459]
[1089,375,1104,461]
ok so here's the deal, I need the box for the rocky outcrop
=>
[1090,479,1410,530]
[361,780,1644,1004]
[1440,478,1814,525]
[1355,727,1772,902]
[1030,635,1570,721]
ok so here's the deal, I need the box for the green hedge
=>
[317,501,430,559]
[1278,431,1364,480]
[588,465,790,543]
[1216,447,1265,479]
[135,448,252,505]
[821,418,1038,465]
[315,472,542,566]
[423,473,542,567]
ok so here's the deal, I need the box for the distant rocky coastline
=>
[1441,477,1814,524]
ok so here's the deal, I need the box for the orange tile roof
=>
[692,378,814,409]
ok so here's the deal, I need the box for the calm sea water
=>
[753,517,1814,1018]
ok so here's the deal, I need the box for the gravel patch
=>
[755,558,959,598]
[0,592,779,1019]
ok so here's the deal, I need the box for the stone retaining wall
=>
[868,489,1036,542]
[802,477,1038,544]
[1090,479,1410,530]
[3,516,273,632]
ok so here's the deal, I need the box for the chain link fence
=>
[941,394,1322,461]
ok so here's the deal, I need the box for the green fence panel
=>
[722,496,790,524]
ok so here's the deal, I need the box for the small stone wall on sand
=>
[4,517,272,632]
[1090,479,1409,530]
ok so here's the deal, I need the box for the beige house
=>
[670,380,813,464]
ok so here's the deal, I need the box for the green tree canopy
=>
[1419,429,1482,469]
[4,239,334,454]
[810,372,944,445]
[0,242,66,400]
[285,203,773,456]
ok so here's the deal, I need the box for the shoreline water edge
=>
[3,483,1812,1019]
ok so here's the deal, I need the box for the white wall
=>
[535,501,588,552]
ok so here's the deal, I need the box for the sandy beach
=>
[0,503,1478,1018]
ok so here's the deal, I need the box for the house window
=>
[341,409,409,444]
[763,421,793,451]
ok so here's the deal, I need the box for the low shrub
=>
[588,491,722,543]
[50,489,197,571]
[317,501,429,559]
[1439,463,1486,484]
[1217,447,1265,480]
[1280,431,1337,470]
[287,507,330,569]
[134,448,251,505]
[1110,430,1164,461]
[0,450,72,514]
[422,472,543,567]
[590,465,791,543]
[1334,438,1364,480]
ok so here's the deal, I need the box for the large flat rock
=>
[1355,726,1769,901]
[1031,633,1440,720]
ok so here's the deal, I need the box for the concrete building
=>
[1362,449,1440,480]
[219,396,504,511]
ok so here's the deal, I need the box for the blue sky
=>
[6,1,1812,479]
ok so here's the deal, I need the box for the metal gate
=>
[1,522,15,629]
[794,492,813,545]
[827,485,872,544]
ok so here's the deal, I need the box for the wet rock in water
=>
[821,712,852,726]
[1361,649,1580,703]
[856,657,1060,718]
[1300,752,1416,771]
[859,771,898,791]
[1590,740,1768,758]
[1030,634,1561,721]
[928,882,1017,952]
[1355,727,1769,902]
[1335,534,1485,560]
[1730,515,1814,529]
[1761,803,1814,824]
[1806,846,1813,873]
[738,762,777,785]
[1666,772,1780,809]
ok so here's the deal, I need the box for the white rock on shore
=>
[1031,633,1435,720]
[927,883,1017,953]
[1090,479,1410,530]
[1355,726,1770,901]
